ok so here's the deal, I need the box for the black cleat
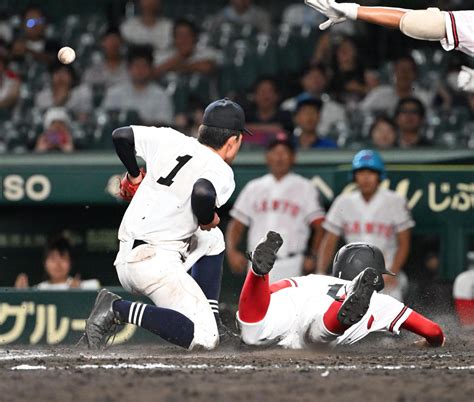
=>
[248,231,284,275]
[337,267,384,327]
[217,317,240,346]
[80,289,123,350]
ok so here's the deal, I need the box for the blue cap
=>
[351,149,386,179]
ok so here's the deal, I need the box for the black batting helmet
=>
[332,243,395,280]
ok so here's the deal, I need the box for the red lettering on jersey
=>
[291,205,300,217]
[366,222,374,234]
[354,221,361,234]
[253,199,303,217]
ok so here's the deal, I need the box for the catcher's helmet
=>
[332,243,395,280]
[351,149,386,180]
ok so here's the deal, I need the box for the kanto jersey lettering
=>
[230,173,325,257]
[323,188,414,269]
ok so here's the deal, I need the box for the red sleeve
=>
[401,311,445,347]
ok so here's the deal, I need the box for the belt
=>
[132,239,187,263]
[132,239,148,249]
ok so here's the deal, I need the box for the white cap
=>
[44,107,71,130]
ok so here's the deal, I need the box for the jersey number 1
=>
[157,155,193,187]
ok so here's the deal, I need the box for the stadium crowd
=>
[0,0,473,152]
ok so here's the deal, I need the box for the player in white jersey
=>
[227,135,325,282]
[318,150,414,301]
[305,1,474,92]
[80,98,251,350]
[237,231,445,349]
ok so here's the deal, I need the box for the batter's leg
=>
[112,298,196,348]
[238,231,283,322]
[191,252,224,322]
[239,269,271,323]
[115,246,218,350]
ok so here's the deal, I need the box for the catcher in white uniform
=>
[226,135,325,282]
[80,98,251,350]
[237,231,445,349]
[305,1,474,92]
[318,149,414,301]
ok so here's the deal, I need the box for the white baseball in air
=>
[57,46,76,64]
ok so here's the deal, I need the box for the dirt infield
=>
[1,328,473,402]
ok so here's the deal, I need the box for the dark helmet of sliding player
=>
[332,242,395,280]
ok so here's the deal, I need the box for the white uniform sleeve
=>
[441,11,474,56]
[303,183,326,225]
[322,195,345,236]
[391,195,415,233]
[130,125,168,162]
[229,183,254,226]
[336,293,413,345]
[200,167,235,208]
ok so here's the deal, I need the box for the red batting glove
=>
[119,168,146,201]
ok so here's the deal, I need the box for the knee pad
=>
[400,8,446,41]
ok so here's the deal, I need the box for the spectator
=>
[14,235,100,290]
[0,47,20,111]
[83,27,128,89]
[207,0,272,35]
[369,116,397,149]
[0,11,13,44]
[453,251,474,327]
[282,3,325,28]
[226,134,325,282]
[120,0,172,52]
[10,5,60,66]
[395,97,432,148]
[293,98,337,149]
[281,64,347,137]
[174,98,206,138]
[153,19,220,81]
[35,62,93,121]
[361,55,434,115]
[103,45,173,125]
[244,77,293,146]
[317,150,414,301]
[330,36,366,104]
[34,107,74,152]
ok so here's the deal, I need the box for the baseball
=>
[57,46,76,64]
